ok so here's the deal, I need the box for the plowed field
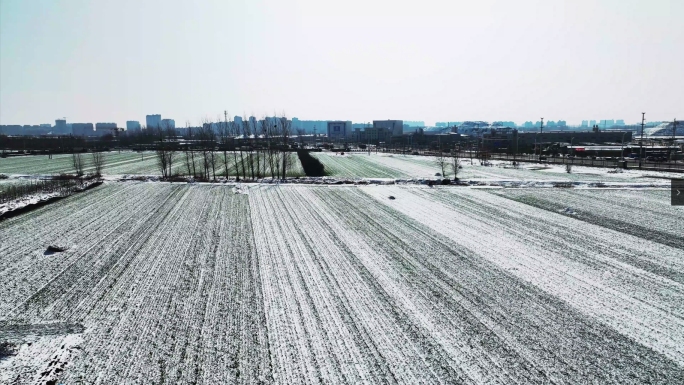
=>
[1,183,682,384]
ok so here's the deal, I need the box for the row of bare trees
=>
[152,114,295,181]
[71,152,106,177]
[0,178,82,205]
[435,144,461,181]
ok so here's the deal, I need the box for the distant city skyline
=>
[1,0,682,127]
[0,115,675,129]
[2,115,672,132]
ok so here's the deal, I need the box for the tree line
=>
[0,177,92,205]
[150,114,296,181]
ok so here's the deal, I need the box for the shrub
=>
[553,182,574,188]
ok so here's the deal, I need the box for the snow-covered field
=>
[313,152,680,185]
[312,152,433,178]
[1,182,682,384]
[0,151,305,178]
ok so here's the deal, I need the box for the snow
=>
[0,192,62,216]
[0,150,306,178]
[0,333,83,384]
[1,183,682,383]
[361,186,684,366]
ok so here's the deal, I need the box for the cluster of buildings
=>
[0,119,118,137]
[126,114,175,131]
[0,114,179,137]
[2,114,677,144]
[581,119,625,128]
[193,117,411,143]
[326,120,405,143]
[481,126,633,153]
[522,120,568,129]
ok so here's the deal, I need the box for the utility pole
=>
[639,112,645,169]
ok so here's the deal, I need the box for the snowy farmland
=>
[0,151,305,178]
[1,182,683,384]
[1,151,677,187]
[312,152,676,185]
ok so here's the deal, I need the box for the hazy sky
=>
[1,0,682,127]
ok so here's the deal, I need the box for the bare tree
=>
[565,164,572,173]
[266,118,278,179]
[434,137,447,177]
[154,126,169,179]
[152,124,177,179]
[279,116,291,179]
[259,118,271,179]
[72,153,84,176]
[181,121,194,177]
[450,147,461,181]
[231,119,246,180]
[259,121,268,178]
[92,151,106,176]
[220,112,232,180]
[164,126,176,178]
[197,120,215,180]
[242,120,255,179]
[251,116,262,178]
[229,119,241,181]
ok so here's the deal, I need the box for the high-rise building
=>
[590,120,597,127]
[96,123,117,129]
[55,119,67,134]
[72,123,94,136]
[373,120,404,136]
[600,119,615,128]
[294,120,328,134]
[95,123,118,136]
[96,123,114,135]
[126,121,141,131]
[234,116,243,125]
[146,114,162,129]
[327,121,352,140]
[581,120,589,127]
[161,119,175,129]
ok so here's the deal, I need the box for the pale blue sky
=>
[1,0,682,127]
